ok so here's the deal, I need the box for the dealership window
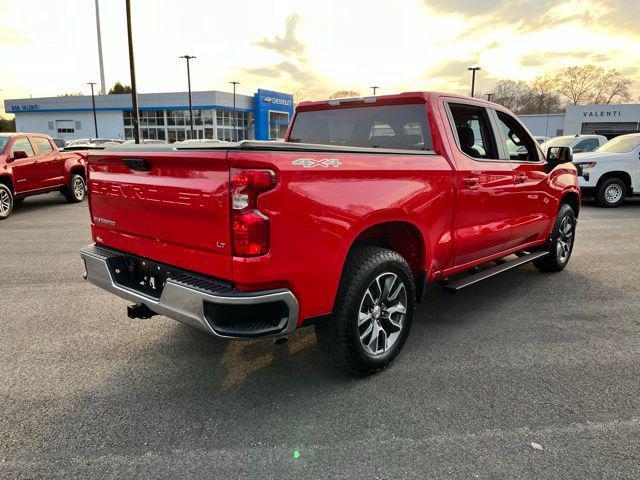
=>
[123,108,251,143]
[269,111,289,140]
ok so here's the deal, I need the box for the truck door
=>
[445,101,515,267]
[30,136,63,188]
[493,110,554,248]
[8,137,39,194]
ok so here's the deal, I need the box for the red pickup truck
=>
[81,92,580,374]
[0,133,87,219]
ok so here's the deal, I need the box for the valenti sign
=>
[582,109,623,118]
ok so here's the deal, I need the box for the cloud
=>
[254,14,306,58]
[241,15,334,99]
[422,0,640,35]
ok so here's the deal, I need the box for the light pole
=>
[467,67,481,97]
[179,55,196,139]
[229,81,239,142]
[125,0,141,144]
[87,82,98,137]
[370,86,379,95]
[486,93,494,102]
[94,0,106,94]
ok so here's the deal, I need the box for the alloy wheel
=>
[73,177,86,200]
[358,272,407,356]
[0,189,11,215]
[557,215,574,263]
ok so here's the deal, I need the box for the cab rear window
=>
[289,104,432,151]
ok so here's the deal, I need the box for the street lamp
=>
[370,86,380,95]
[467,67,481,98]
[229,81,239,142]
[87,82,98,137]
[125,0,141,144]
[179,55,196,139]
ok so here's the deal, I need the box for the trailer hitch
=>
[127,303,157,319]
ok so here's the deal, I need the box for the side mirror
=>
[11,150,29,160]
[545,146,573,172]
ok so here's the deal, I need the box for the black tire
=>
[315,246,416,375]
[596,177,626,208]
[63,174,86,203]
[0,183,14,220]
[534,203,576,273]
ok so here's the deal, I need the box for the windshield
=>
[541,136,574,149]
[0,136,10,155]
[289,103,433,151]
[596,135,640,154]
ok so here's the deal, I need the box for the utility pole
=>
[87,82,98,137]
[467,67,481,98]
[370,86,379,95]
[125,0,141,144]
[94,0,106,95]
[229,81,239,142]
[180,55,196,139]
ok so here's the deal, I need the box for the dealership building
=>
[4,88,294,143]
[520,103,640,139]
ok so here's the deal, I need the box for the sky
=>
[1,0,639,114]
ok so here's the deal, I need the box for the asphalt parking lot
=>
[1,193,639,479]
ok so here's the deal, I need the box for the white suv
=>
[541,134,607,153]
[573,133,640,207]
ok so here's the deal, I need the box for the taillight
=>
[230,168,276,256]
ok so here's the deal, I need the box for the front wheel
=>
[596,177,626,208]
[0,184,14,220]
[315,247,416,375]
[534,203,576,272]
[63,174,86,203]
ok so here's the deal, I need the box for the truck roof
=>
[296,91,496,111]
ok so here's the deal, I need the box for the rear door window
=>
[31,137,54,155]
[289,104,432,151]
[448,103,498,159]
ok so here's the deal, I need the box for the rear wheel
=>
[534,203,576,272]
[596,177,626,208]
[315,247,416,375]
[0,184,14,220]
[63,174,86,203]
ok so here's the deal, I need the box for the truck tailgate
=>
[87,150,232,280]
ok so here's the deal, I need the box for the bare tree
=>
[520,74,563,114]
[329,90,361,99]
[595,69,633,104]
[554,65,603,105]
[491,80,531,113]
[553,65,633,105]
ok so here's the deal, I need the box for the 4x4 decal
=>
[292,158,342,168]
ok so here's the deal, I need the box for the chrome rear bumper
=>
[80,244,299,339]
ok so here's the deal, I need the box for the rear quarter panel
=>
[228,150,454,323]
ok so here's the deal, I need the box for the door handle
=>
[462,176,479,187]
[515,173,527,183]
